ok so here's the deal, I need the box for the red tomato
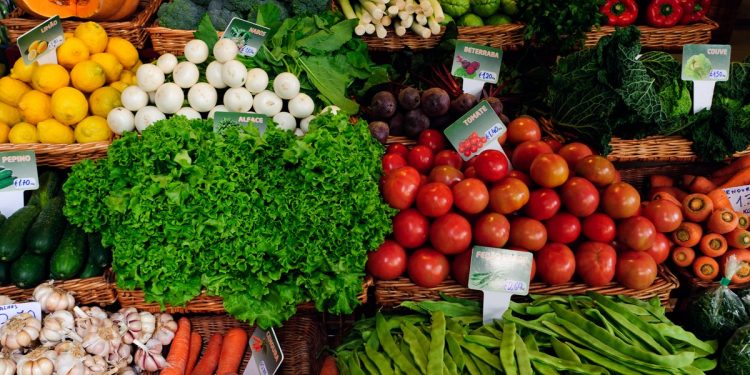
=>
[535,243,575,285]
[474,150,510,183]
[428,165,464,187]
[558,142,593,170]
[464,166,477,179]
[392,208,429,248]
[489,177,530,214]
[407,145,434,174]
[641,200,683,233]
[416,182,453,217]
[511,141,554,172]
[575,242,616,287]
[582,213,616,242]
[382,153,407,175]
[544,138,562,152]
[382,166,421,209]
[644,232,671,264]
[367,240,407,280]
[452,178,490,214]
[408,247,450,287]
[602,182,641,219]
[560,177,600,217]
[508,170,532,187]
[545,212,581,244]
[451,250,472,286]
[430,213,473,255]
[474,212,510,248]
[386,143,409,158]
[525,188,561,220]
[575,155,617,187]
[616,251,657,290]
[617,216,657,251]
[498,131,508,146]
[530,153,569,188]
[418,129,447,152]
[530,257,536,281]
[434,150,463,170]
[506,116,542,144]
[509,217,547,251]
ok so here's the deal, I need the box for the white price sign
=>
[0,302,42,327]
[724,185,750,214]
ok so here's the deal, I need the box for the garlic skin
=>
[118,366,136,375]
[0,352,15,375]
[107,343,132,370]
[0,296,15,306]
[133,339,167,372]
[16,347,56,375]
[41,311,81,347]
[111,308,141,345]
[82,355,107,375]
[33,283,76,313]
[154,314,178,345]
[0,313,41,350]
[82,319,122,358]
[73,307,107,337]
[137,312,156,343]
[54,351,86,375]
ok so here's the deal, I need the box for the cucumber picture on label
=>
[0,167,17,190]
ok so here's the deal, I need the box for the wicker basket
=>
[0,0,161,49]
[0,142,110,168]
[148,21,225,55]
[361,29,444,52]
[457,23,525,50]
[584,18,719,50]
[674,266,750,290]
[616,161,720,192]
[0,270,116,306]
[375,265,679,309]
[117,277,373,314]
[607,136,750,163]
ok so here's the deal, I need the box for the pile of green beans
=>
[334,293,718,375]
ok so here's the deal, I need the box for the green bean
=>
[504,313,559,337]
[444,350,459,375]
[365,333,394,375]
[446,318,465,335]
[551,338,581,364]
[515,334,533,375]
[691,357,717,371]
[338,353,352,375]
[501,322,518,375]
[529,295,569,305]
[427,311,446,375]
[451,315,483,326]
[386,315,426,331]
[470,352,494,374]
[583,308,616,336]
[463,351,482,375]
[446,331,466,372]
[439,293,481,308]
[524,334,539,352]
[566,342,642,375]
[375,313,421,375]
[510,301,528,314]
[414,325,431,349]
[356,350,380,375]
[483,324,504,340]
[654,323,717,355]
[532,361,561,375]
[349,352,366,375]
[528,350,609,375]
[525,304,555,315]
[401,324,428,374]
[615,295,669,322]
[459,339,503,370]
[464,334,502,348]
[402,300,481,317]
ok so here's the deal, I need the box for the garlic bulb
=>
[16,347,55,375]
[54,351,86,375]
[73,307,107,337]
[0,313,41,350]
[41,310,81,347]
[137,312,156,343]
[111,308,141,345]
[107,343,132,370]
[33,283,76,313]
[82,355,107,375]
[133,339,167,372]
[54,342,86,357]
[82,319,122,358]
[0,296,15,306]
[117,366,136,375]
[154,313,177,345]
[0,351,15,375]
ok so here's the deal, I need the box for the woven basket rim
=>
[675,265,750,289]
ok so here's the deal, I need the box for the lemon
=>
[8,122,38,143]
[18,90,52,125]
[0,102,21,126]
[0,77,31,106]
[10,58,38,83]
[64,32,74,39]
[74,22,108,54]
[130,60,142,73]
[57,37,90,70]
[90,53,123,83]
[51,87,88,126]
[110,81,129,92]
[119,70,136,85]
[37,119,74,144]
[89,87,122,117]
[74,115,112,143]
[106,37,138,69]
[70,60,106,93]
[0,122,9,143]
[31,64,70,94]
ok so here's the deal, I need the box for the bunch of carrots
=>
[162,317,249,375]
[648,155,750,284]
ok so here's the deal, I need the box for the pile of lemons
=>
[0,22,141,144]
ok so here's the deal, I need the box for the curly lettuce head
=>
[684,53,713,80]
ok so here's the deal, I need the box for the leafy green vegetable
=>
[517,0,605,52]
[193,14,220,50]
[685,283,749,342]
[63,114,395,328]
[720,324,750,374]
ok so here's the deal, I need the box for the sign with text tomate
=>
[443,101,508,161]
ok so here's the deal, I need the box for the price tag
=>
[17,15,64,65]
[0,151,39,217]
[723,185,750,214]
[213,111,270,134]
[0,303,42,328]
[444,101,508,161]
[222,18,270,58]
[681,44,731,113]
[242,327,284,375]
[451,41,503,97]
[468,247,533,324]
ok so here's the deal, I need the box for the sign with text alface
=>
[222,18,270,58]
[444,101,508,161]
[213,111,270,134]
[468,246,533,324]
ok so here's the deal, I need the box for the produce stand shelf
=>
[584,18,718,51]
[361,30,444,52]
[361,24,525,52]
[375,265,679,309]
[147,22,225,55]
[0,270,116,306]
[0,0,162,49]
[0,142,110,168]
[675,266,750,290]
[617,161,720,192]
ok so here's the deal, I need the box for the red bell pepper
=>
[678,0,710,24]
[600,0,639,26]
[646,0,684,27]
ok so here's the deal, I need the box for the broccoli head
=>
[207,0,224,10]
[225,0,256,13]
[290,0,328,16]
[192,0,213,5]
[247,0,289,22]
[157,0,206,30]
[209,8,241,30]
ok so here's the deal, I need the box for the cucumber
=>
[0,262,9,285]
[0,213,5,227]
[0,205,41,262]
[77,261,104,279]
[87,233,111,267]
[49,226,87,280]
[10,253,47,288]
[28,170,61,207]
[26,196,66,255]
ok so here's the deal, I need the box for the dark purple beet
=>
[398,87,421,110]
[404,109,430,138]
[369,91,397,119]
[450,93,478,115]
[389,112,405,136]
[368,121,390,144]
[500,113,510,124]
[484,97,504,117]
[420,88,450,117]
[430,114,454,131]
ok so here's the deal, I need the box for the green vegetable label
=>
[723,185,750,214]
[0,151,39,192]
[17,15,63,65]
[242,327,284,375]
[451,41,503,84]
[468,246,533,295]
[213,111,270,134]
[444,101,507,161]
[222,17,270,58]
[681,44,731,81]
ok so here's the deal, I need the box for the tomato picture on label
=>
[458,132,487,157]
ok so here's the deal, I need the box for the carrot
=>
[707,189,733,210]
[650,186,688,202]
[707,208,739,234]
[672,222,703,247]
[191,334,223,375]
[162,317,191,375]
[681,175,696,188]
[320,356,339,375]
[682,193,714,222]
[739,213,750,230]
[652,191,682,207]
[216,327,248,375]
[650,175,674,188]
[672,247,696,267]
[719,166,750,189]
[723,249,750,284]
[185,332,202,375]
[693,256,720,281]
[688,176,716,194]
[726,228,750,249]
[699,233,728,257]
[713,156,750,182]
